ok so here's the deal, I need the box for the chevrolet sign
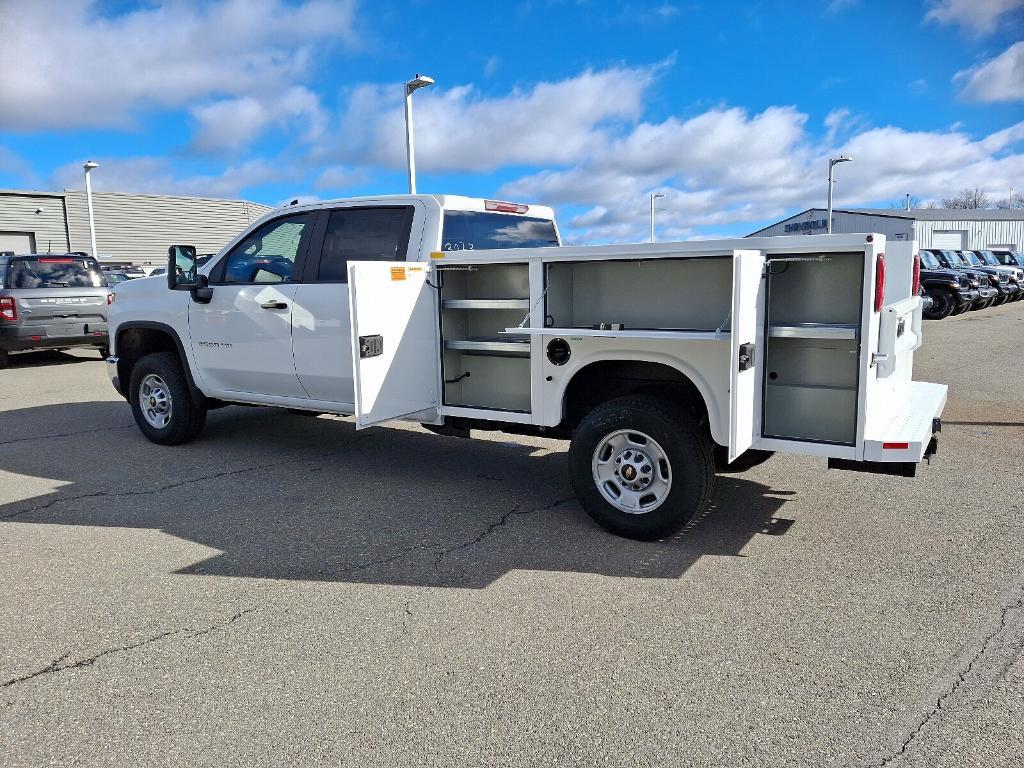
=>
[785,218,829,232]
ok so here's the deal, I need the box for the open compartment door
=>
[348,261,440,429]
[728,250,766,462]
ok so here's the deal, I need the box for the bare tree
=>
[888,195,923,210]
[995,191,1024,210]
[941,187,992,209]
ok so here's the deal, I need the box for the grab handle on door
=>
[260,301,288,310]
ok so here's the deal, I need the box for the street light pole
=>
[650,192,665,243]
[403,74,434,194]
[83,160,99,258]
[827,155,852,234]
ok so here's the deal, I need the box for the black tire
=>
[129,351,207,445]
[953,302,971,315]
[714,445,774,473]
[0,349,8,369]
[923,289,955,320]
[568,396,715,541]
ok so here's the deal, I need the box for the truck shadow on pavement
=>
[0,401,796,589]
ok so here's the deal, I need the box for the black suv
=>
[922,249,999,310]
[0,253,111,368]
[959,250,1020,304]
[919,250,980,319]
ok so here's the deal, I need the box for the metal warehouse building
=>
[749,208,1024,250]
[0,189,274,266]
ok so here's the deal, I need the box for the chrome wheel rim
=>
[139,373,172,429]
[591,429,672,514]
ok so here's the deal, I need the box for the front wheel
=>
[923,289,955,320]
[129,351,207,445]
[568,396,715,540]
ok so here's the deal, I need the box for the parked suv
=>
[919,250,979,319]
[0,253,111,368]
[922,249,998,310]
[968,250,1024,301]
[959,250,1020,304]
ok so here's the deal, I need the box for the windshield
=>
[8,257,105,288]
[977,251,1000,266]
[920,252,941,269]
[441,211,559,251]
[941,250,965,267]
[1014,253,1024,267]
[962,251,984,266]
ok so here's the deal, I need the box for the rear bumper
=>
[0,323,108,352]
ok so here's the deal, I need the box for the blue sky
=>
[0,0,1021,242]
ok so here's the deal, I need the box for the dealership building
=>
[0,188,274,266]
[749,208,1024,251]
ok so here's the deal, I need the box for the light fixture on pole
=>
[650,192,665,243]
[403,74,434,194]
[83,160,99,258]
[826,155,852,234]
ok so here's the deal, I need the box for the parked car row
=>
[920,248,1024,320]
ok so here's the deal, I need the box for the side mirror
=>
[167,244,212,303]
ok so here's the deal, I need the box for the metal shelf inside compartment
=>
[443,336,530,356]
[442,298,530,310]
[768,322,859,340]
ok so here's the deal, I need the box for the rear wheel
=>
[568,396,714,540]
[923,289,955,320]
[129,351,207,445]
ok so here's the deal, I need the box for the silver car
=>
[0,253,111,368]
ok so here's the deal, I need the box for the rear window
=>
[7,257,105,289]
[441,211,559,251]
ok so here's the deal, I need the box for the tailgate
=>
[12,289,108,326]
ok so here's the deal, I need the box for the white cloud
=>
[49,157,292,199]
[0,0,354,133]
[314,165,370,191]
[191,87,327,153]
[925,0,1024,35]
[498,104,1024,243]
[0,145,42,188]
[331,64,658,172]
[955,42,1024,102]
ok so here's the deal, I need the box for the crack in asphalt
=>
[0,452,343,521]
[872,588,1024,767]
[434,496,577,565]
[1,609,256,692]
[0,423,135,447]
[319,495,578,577]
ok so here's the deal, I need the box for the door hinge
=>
[738,342,755,371]
[359,334,384,359]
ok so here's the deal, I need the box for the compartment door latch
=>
[359,334,384,359]
[738,342,755,372]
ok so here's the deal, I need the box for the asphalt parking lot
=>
[1,302,1022,767]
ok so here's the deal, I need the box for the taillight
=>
[107,292,115,305]
[0,296,16,322]
[874,253,886,312]
[912,254,921,294]
[484,200,529,214]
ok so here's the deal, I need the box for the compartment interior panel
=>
[545,258,732,330]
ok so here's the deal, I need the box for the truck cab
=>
[107,195,946,541]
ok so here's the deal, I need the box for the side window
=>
[220,213,314,284]
[316,207,414,282]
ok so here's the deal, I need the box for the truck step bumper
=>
[862,381,947,463]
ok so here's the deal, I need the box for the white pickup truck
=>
[107,194,946,540]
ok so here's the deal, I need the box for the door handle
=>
[260,301,288,310]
